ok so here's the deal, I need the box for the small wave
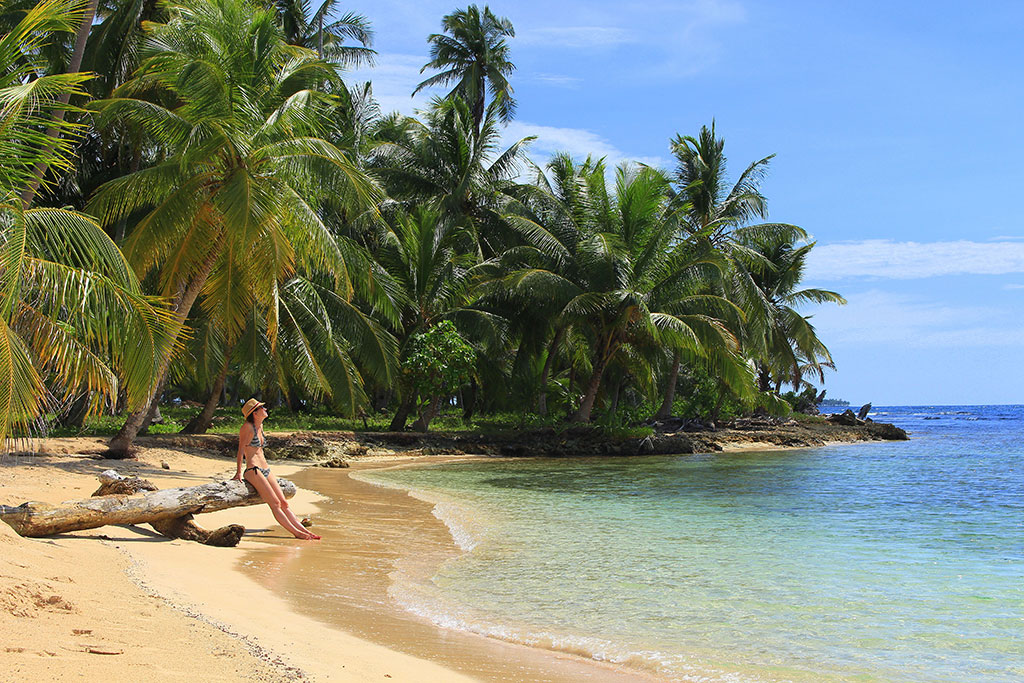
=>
[352,470,491,553]
[429,501,480,551]
[387,581,753,682]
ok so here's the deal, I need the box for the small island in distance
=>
[820,398,851,406]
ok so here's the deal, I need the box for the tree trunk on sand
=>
[654,352,681,420]
[411,395,442,432]
[107,252,219,457]
[181,355,231,434]
[20,0,100,208]
[0,470,295,544]
[570,354,609,423]
[537,327,564,417]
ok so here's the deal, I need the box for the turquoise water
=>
[356,406,1024,682]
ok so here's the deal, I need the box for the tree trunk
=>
[654,352,681,420]
[411,395,442,432]
[107,251,219,457]
[757,365,771,393]
[0,470,295,539]
[181,354,231,434]
[20,0,100,208]
[388,394,414,431]
[609,380,621,417]
[537,327,564,417]
[570,354,609,423]
[461,379,477,423]
[139,399,163,434]
[58,391,92,429]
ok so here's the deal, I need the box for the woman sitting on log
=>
[233,399,320,540]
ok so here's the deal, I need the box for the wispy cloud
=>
[531,73,583,87]
[810,290,1024,349]
[807,239,1024,280]
[1004,283,1024,290]
[504,121,668,170]
[519,26,635,49]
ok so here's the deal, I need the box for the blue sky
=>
[343,0,1024,406]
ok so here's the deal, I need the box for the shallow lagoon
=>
[358,406,1024,681]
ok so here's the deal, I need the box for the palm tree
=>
[374,205,501,430]
[496,155,740,423]
[0,0,173,442]
[87,0,381,455]
[271,0,374,65]
[733,227,844,394]
[370,96,532,259]
[655,122,811,419]
[414,4,515,136]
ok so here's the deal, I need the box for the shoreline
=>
[1,427,908,681]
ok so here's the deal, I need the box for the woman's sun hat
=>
[242,398,266,418]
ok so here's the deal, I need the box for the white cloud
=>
[519,26,635,48]
[807,239,1024,280]
[531,73,583,87]
[810,290,1024,349]
[1004,283,1024,290]
[504,121,668,170]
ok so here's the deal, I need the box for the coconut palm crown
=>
[414,4,515,135]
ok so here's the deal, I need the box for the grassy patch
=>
[46,405,653,438]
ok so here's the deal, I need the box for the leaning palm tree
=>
[87,0,380,455]
[0,0,174,443]
[414,4,515,136]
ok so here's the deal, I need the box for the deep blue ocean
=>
[355,405,1024,681]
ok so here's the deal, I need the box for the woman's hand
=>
[232,472,242,481]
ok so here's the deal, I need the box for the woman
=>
[233,398,320,540]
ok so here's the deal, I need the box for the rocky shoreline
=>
[66,416,909,463]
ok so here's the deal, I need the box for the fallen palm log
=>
[0,470,294,546]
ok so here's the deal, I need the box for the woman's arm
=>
[233,426,247,480]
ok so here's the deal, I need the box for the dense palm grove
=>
[0,0,844,452]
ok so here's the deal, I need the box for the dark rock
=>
[827,409,863,426]
[866,422,909,440]
[265,433,328,460]
[857,403,872,420]
[317,457,349,468]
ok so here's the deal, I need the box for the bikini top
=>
[248,425,265,448]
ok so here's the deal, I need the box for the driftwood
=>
[0,470,294,547]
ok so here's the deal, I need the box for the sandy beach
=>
[0,438,654,682]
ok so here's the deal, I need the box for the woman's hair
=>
[245,412,255,424]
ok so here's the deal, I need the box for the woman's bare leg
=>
[245,471,316,539]
[266,473,319,538]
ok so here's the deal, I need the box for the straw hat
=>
[241,398,266,418]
